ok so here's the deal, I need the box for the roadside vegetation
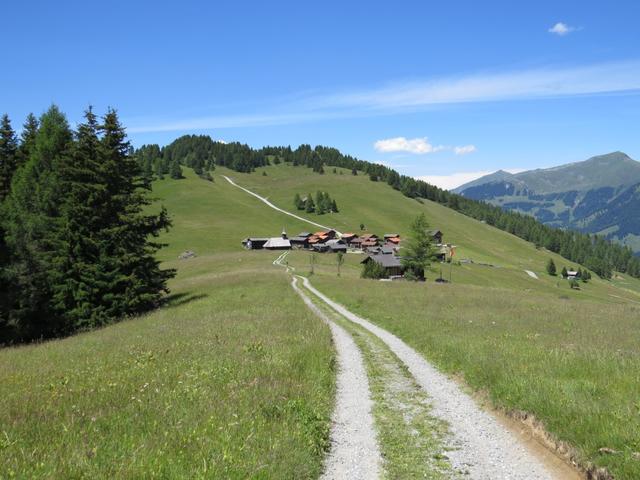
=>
[0,253,335,478]
[302,263,640,478]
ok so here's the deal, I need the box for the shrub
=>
[361,260,386,279]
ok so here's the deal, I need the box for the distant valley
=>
[454,152,640,252]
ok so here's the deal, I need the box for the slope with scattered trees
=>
[139,136,640,280]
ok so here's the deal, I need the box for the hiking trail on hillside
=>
[274,251,578,479]
[223,175,342,235]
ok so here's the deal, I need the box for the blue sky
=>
[3,0,640,188]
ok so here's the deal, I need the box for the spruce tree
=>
[16,113,39,170]
[401,213,435,280]
[154,157,165,179]
[546,258,556,276]
[3,106,74,338]
[305,193,315,213]
[315,191,325,214]
[0,114,16,333]
[0,114,18,202]
[331,199,339,213]
[170,159,183,179]
[95,109,174,319]
[52,108,106,330]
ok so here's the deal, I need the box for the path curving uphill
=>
[222,175,342,235]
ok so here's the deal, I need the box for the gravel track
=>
[525,270,539,279]
[290,275,382,479]
[222,175,341,235]
[297,274,561,480]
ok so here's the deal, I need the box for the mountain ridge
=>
[454,152,640,251]
[454,152,640,195]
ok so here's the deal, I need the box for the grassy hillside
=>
[224,163,640,304]
[216,163,640,477]
[3,163,640,478]
[0,172,336,478]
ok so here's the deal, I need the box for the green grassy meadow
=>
[2,163,640,478]
[287,252,640,477]
[226,163,640,304]
[0,169,336,479]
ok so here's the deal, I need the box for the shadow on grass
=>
[163,292,209,309]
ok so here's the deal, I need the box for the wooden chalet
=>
[340,232,357,244]
[242,237,269,250]
[264,230,292,250]
[349,237,364,248]
[290,232,312,248]
[361,254,404,277]
[313,229,337,240]
[429,229,443,244]
[314,238,347,253]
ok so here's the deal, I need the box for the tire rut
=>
[290,276,382,479]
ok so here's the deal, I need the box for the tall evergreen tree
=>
[305,193,315,213]
[94,109,174,320]
[170,159,183,179]
[3,106,74,338]
[546,258,557,276]
[16,113,39,170]
[0,114,18,202]
[51,108,106,329]
[401,213,435,280]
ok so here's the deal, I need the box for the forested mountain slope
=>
[455,152,640,251]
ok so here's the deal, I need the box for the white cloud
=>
[454,145,477,155]
[548,22,575,36]
[128,60,640,133]
[374,137,445,154]
[418,168,524,190]
[418,171,493,190]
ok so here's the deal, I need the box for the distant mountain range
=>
[454,152,640,252]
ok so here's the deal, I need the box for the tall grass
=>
[0,255,334,478]
[310,270,640,478]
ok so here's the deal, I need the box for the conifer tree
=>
[0,114,16,332]
[154,157,165,179]
[52,107,106,329]
[331,199,338,213]
[170,159,183,179]
[546,258,556,276]
[316,191,325,214]
[3,106,74,338]
[16,113,38,169]
[94,109,175,320]
[401,213,435,280]
[0,114,18,202]
[305,193,315,213]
